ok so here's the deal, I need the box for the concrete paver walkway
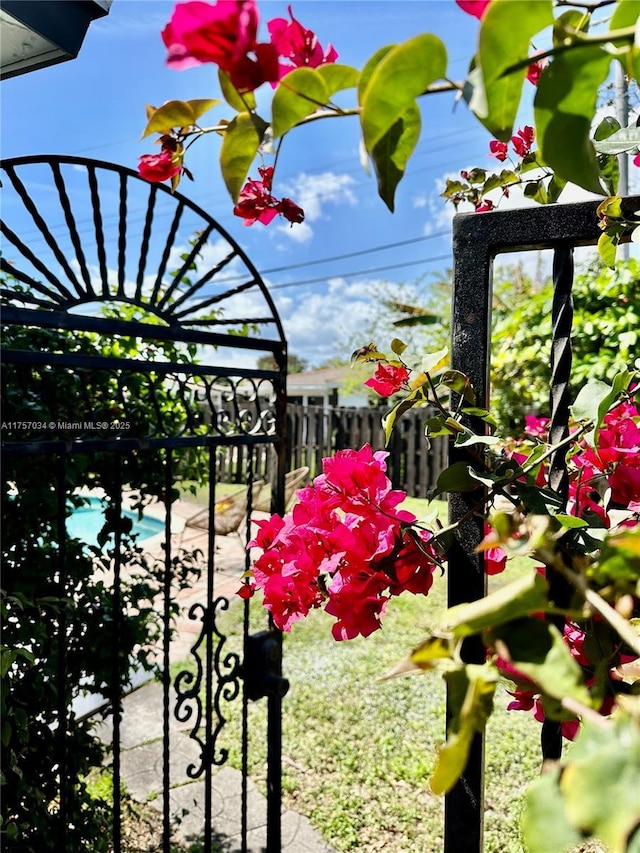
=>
[94,502,337,853]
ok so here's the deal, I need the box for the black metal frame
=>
[447,195,640,852]
[1,155,289,852]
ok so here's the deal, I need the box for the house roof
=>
[286,366,352,392]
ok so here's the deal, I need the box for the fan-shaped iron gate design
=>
[1,155,289,852]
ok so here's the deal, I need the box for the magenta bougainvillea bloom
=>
[233,166,305,226]
[580,401,640,506]
[455,0,492,19]
[138,151,182,183]
[245,445,439,639]
[511,125,535,157]
[634,153,640,167]
[489,139,509,162]
[526,56,548,86]
[364,362,410,397]
[268,5,338,78]
[162,0,279,91]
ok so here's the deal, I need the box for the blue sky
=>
[2,1,636,368]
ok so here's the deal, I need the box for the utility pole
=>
[615,62,629,259]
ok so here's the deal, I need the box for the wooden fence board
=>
[213,404,447,496]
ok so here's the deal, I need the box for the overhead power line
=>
[269,253,453,290]
[212,229,452,283]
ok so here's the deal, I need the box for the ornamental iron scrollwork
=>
[173,597,242,778]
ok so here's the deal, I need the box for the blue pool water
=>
[67,497,164,548]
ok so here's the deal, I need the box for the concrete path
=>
[93,502,337,853]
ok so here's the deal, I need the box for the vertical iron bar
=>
[542,245,575,762]
[203,444,217,853]
[51,162,93,296]
[150,200,184,306]
[112,455,123,853]
[162,449,174,853]
[266,348,288,853]
[56,454,68,851]
[241,448,256,853]
[445,215,494,853]
[86,164,109,296]
[117,173,127,297]
[548,245,574,497]
[2,164,82,297]
[135,184,157,303]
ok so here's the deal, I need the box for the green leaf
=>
[270,64,358,140]
[523,179,549,205]
[593,123,640,155]
[534,45,611,193]
[598,230,621,269]
[424,415,457,439]
[570,377,611,426]
[611,0,640,33]
[474,0,554,139]
[358,45,396,103]
[218,69,256,112]
[422,346,449,375]
[393,314,440,328]
[220,112,268,201]
[430,664,497,795]
[382,387,427,446]
[561,716,640,851]
[453,433,501,448]
[522,769,583,853]
[443,570,549,638]
[553,514,589,529]
[430,461,480,498]
[271,67,329,138]
[594,115,622,142]
[489,618,591,704]
[360,34,447,153]
[390,338,407,356]
[370,103,421,211]
[315,63,360,93]
[438,369,476,404]
[142,98,219,138]
[553,9,590,47]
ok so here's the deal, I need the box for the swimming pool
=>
[67,497,165,548]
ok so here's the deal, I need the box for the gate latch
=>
[243,630,290,702]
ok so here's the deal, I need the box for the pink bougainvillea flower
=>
[489,140,509,162]
[511,126,535,157]
[526,55,549,86]
[579,401,640,506]
[455,0,492,18]
[475,199,495,213]
[138,151,182,183]
[233,166,305,226]
[162,0,279,91]
[485,544,508,575]
[268,5,338,79]
[364,362,410,397]
[276,196,305,225]
[524,414,550,439]
[246,444,439,639]
[634,152,640,167]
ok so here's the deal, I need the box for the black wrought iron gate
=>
[1,155,289,853]
[447,195,640,852]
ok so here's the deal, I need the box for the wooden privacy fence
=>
[217,403,448,497]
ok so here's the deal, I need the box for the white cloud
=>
[412,193,428,209]
[280,171,357,222]
[274,220,314,244]
[272,276,386,367]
